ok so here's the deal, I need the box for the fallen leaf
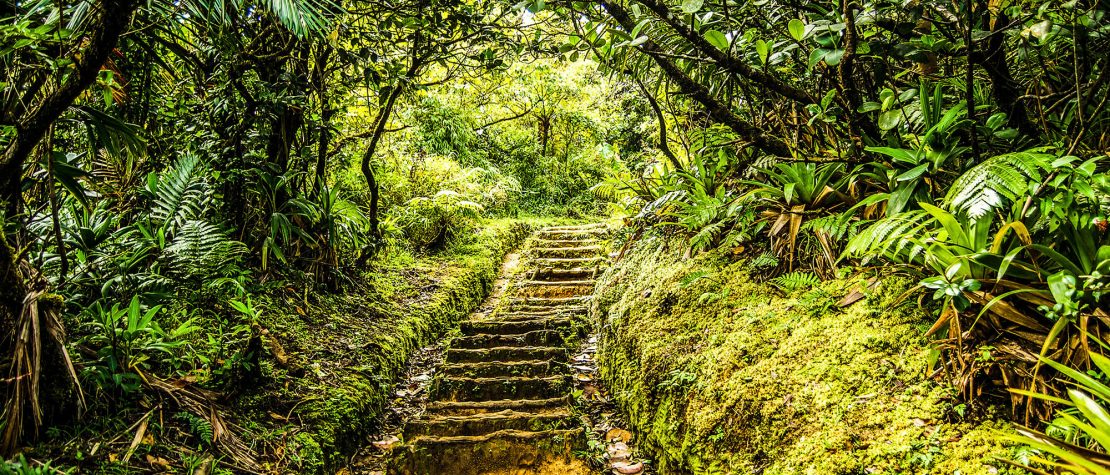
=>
[606,428,633,443]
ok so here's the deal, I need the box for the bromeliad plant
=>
[864,82,972,216]
[744,161,849,273]
[82,296,197,394]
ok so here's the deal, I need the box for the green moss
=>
[291,432,325,473]
[591,236,1022,474]
[234,219,537,473]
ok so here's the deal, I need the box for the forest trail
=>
[386,224,610,474]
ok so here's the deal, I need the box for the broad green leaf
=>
[681,0,704,13]
[1047,270,1077,305]
[755,40,769,64]
[896,164,929,182]
[704,30,729,51]
[788,19,805,41]
[878,110,903,131]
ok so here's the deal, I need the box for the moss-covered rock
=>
[591,235,1022,474]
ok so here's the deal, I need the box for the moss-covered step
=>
[459,317,573,336]
[535,227,609,238]
[388,429,590,475]
[403,410,573,438]
[496,308,588,320]
[543,223,609,231]
[440,360,560,378]
[445,345,567,364]
[424,397,569,416]
[433,375,568,401]
[526,245,604,259]
[530,238,602,248]
[507,295,591,308]
[528,267,601,281]
[516,281,597,299]
[451,330,567,349]
[528,256,607,269]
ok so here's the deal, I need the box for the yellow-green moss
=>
[591,235,1022,474]
[242,219,535,473]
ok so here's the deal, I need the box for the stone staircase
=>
[388,224,609,475]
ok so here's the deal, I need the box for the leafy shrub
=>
[391,190,484,250]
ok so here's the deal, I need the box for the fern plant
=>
[943,149,1053,219]
[769,271,821,292]
[163,220,248,281]
[143,153,210,235]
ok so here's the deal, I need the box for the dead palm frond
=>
[2,288,85,455]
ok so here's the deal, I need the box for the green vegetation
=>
[2,0,1109,471]
[593,238,1020,473]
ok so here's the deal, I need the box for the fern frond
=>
[769,271,821,292]
[148,154,210,234]
[163,220,247,279]
[944,150,1052,218]
[747,251,779,270]
[843,210,933,264]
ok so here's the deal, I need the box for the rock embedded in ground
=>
[607,441,631,462]
[612,460,644,474]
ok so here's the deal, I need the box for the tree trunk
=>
[312,45,335,197]
[361,85,405,239]
[975,11,1039,137]
[0,0,138,215]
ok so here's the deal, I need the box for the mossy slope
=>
[591,235,1020,475]
[238,219,536,473]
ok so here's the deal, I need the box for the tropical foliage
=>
[2,0,1110,469]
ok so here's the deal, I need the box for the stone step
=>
[536,227,608,237]
[404,410,572,439]
[542,223,608,231]
[496,308,587,320]
[516,281,596,299]
[508,296,590,308]
[445,346,567,364]
[460,318,572,336]
[527,245,604,259]
[521,279,596,287]
[389,429,586,475]
[528,267,599,281]
[424,397,568,416]
[441,360,560,378]
[435,376,567,402]
[528,257,607,269]
[451,330,566,349]
[530,238,601,249]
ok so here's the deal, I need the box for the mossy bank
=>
[590,234,1025,474]
[232,219,539,473]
